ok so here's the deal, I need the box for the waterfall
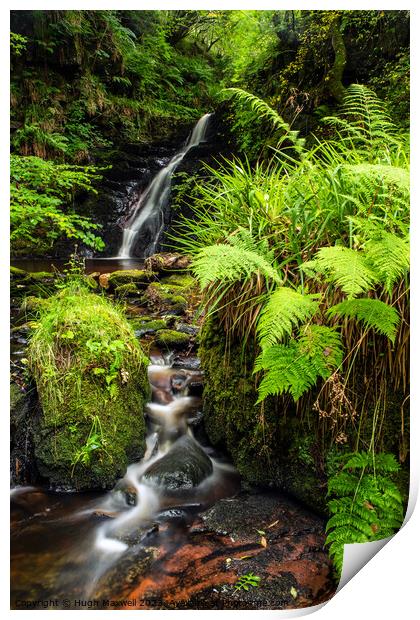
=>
[118,113,212,259]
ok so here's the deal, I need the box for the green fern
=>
[326,451,404,575]
[192,242,281,290]
[303,246,379,298]
[256,287,319,350]
[254,325,343,402]
[327,298,400,343]
[324,84,397,149]
[222,87,305,154]
[364,232,409,294]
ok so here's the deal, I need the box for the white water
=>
[118,113,212,258]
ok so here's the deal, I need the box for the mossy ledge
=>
[199,319,330,515]
[27,284,150,491]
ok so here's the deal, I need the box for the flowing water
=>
[118,113,212,259]
[10,354,240,609]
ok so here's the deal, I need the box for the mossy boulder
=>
[154,329,190,350]
[27,284,151,491]
[144,282,188,315]
[199,319,329,515]
[108,269,155,290]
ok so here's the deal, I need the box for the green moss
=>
[27,284,151,490]
[154,329,190,349]
[160,273,196,290]
[108,269,155,289]
[199,319,329,515]
[11,266,28,279]
[19,295,51,317]
[145,282,188,314]
[114,282,140,298]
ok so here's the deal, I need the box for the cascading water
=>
[118,113,212,259]
[9,354,239,605]
[86,356,239,594]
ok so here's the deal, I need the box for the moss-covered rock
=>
[27,284,151,491]
[160,273,197,290]
[108,269,155,289]
[199,319,329,515]
[114,282,141,298]
[154,329,190,350]
[129,317,167,336]
[144,282,188,315]
[10,266,28,279]
[11,268,58,300]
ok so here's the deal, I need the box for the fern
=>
[192,242,281,289]
[327,298,400,343]
[254,325,343,402]
[326,451,404,575]
[303,246,379,298]
[364,232,409,293]
[222,87,306,154]
[324,84,397,149]
[256,287,319,349]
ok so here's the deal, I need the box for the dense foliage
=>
[10,155,104,255]
[177,84,409,568]
[10,10,409,576]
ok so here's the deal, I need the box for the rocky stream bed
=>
[10,258,337,610]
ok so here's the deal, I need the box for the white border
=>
[2,2,418,618]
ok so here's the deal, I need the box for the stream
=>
[11,355,240,609]
[11,351,335,610]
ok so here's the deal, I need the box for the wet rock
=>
[143,435,213,490]
[172,356,201,371]
[144,253,192,273]
[113,481,138,506]
[174,322,199,336]
[170,371,189,392]
[116,489,335,610]
[154,329,190,350]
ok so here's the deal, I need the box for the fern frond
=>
[254,326,342,402]
[302,246,379,298]
[364,232,409,293]
[326,450,404,575]
[222,87,306,154]
[192,243,281,289]
[256,287,319,349]
[343,163,409,191]
[326,513,375,538]
[328,298,400,343]
[340,84,397,145]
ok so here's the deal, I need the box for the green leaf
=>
[328,298,400,343]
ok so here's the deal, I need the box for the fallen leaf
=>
[260,536,267,548]
[268,520,279,529]
[256,529,266,536]
[290,586,298,599]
